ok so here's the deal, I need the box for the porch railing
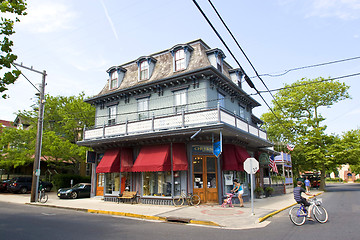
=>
[83,107,267,141]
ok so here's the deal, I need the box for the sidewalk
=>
[0,190,323,230]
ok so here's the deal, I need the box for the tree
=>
[261,77,350,190]
[333,129,360,175]
[2,93,95,174]
[0,0,27,98]
[0,126,35,170]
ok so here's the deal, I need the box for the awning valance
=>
[96,149,120,173]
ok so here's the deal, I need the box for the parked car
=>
[57,183,91,199]
[0,180,11,192]
[7,177,53,194]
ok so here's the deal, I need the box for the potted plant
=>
[254,186,264,198]
[265,186,274,197]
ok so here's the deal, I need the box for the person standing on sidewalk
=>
[304,177,311,193]
[231,179,244,207]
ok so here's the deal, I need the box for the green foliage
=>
[0,126,35,169]
[52,174,91,189]
[325,177,343,182]
[265,186,274,193]
[261,77,351,190]
[1,93,95,173]
[0,0,27,98]
[254,186,264,194]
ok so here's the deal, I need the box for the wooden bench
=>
[117,191,138,204]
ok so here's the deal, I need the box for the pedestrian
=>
[304,177,310,193]
[231,179,244,207]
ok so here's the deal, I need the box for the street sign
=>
[243,158,259,174]
[243,157,259,216]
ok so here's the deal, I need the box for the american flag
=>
[269,155,278,173]
[287,144,295,151]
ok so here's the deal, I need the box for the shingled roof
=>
[95,39,233,97]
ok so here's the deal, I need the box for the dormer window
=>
[175,49,185,71]
[170,44,194,72]
[136,56,157,81]
[110,71,118,89]
[206,48,226,74]
[139,60,149,80]
[107,66,127,90]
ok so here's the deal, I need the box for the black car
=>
[57,183,91,199]
[0,180,10,192]
[7,177,53,194]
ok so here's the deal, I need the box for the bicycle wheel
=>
[289,206,306,226]
[39,193,48,203]
[190,194,201,206]
[173,197,184,206]
[313,205,328,223]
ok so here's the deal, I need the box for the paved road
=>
[0,183,359,240]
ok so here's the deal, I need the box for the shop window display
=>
[143,172,173,196]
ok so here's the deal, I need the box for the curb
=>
[26,203,220,227]
[257,192,323,223]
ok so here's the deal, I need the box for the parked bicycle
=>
[289,196,328,226]
[173,191,200,206]
[38,188,48,203]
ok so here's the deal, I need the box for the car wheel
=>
[19,187,28,194]
[70,191,78,199]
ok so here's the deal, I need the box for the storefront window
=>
[223,171,247,194]
[105,173,120,195]
[143,171,172,196]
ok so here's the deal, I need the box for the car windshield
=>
[73,183,85,189]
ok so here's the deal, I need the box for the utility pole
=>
[12,63,46,202]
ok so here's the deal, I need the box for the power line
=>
[192,0,292,135]
[254,56,360,78]
[255,73,360,94]
[206,0,286,115]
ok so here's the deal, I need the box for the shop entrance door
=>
[193,156,218,203]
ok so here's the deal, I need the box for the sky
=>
[1,0,359,136]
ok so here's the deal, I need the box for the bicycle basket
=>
[315,198,322,206]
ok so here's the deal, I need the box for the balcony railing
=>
[83,107,267,141]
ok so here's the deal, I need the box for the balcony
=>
[83,107,267,141]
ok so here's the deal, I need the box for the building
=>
[78,39,274,205]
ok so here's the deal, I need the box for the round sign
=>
[243,158,259,174]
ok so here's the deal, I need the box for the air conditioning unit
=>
[108,119,115,126]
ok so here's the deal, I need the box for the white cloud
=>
[18,0,78,33]
[307,0,360,20]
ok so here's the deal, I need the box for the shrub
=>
[52,174,91,190]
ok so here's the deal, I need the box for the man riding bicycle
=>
[294,181,315,219]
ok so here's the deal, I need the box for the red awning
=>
[96,149,121,173]
[234,145,250,171]
[120,147,133,172]
[222,144,239,171]
[172,143,188,171]
[131,145,171,172]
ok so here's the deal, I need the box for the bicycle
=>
[38,188,48,203]
[173,191,200,206]
[289,196,328,226]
